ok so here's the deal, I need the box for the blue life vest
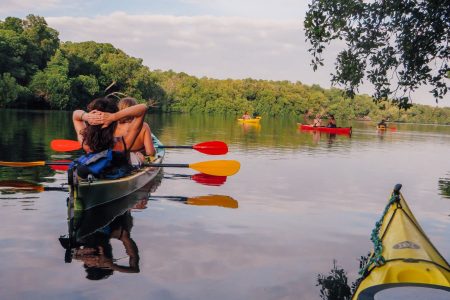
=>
[70,149,131,179]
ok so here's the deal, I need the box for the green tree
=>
[304,0,449,108]
[0,73,21,107]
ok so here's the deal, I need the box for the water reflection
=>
[60,172,238,280]
[60,176,162,279]
[438,174,450,199]
[316,260,352,300]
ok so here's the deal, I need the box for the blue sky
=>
[1,0,448,106]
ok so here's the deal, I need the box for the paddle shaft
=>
[158,145,192,149]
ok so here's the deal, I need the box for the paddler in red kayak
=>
[326,114,337,128]
[312,113,322,127]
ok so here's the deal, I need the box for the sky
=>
[1,0,448,107]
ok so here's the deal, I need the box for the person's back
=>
[115,98,155,165]
[71,97,149,177]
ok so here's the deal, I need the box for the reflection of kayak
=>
[297,123,352,135]
[352,184,450,299]
[238,116,261,123]
[70,135,165,210]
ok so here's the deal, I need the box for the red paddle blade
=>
[51,139,81,152]
[193,141,228,155]
[50,160,71,171]
[191,173,227,186]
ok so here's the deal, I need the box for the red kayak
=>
[297,123,352,135]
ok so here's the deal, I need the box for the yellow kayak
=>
[352,184,450,299]
[238,116,261,123]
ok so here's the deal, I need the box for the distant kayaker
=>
[326,114,337,128]
[115,97,155,166]
[312,113,322,127]
[242,111,251,120]
[72,97,148,157]
[378,119,388,128]
[303,109,313,125]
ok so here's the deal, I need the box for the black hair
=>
[81,98,119,153]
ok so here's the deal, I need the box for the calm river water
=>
[0,109,449,300]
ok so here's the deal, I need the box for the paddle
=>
[50,139,228,155]
[149,195,238,209]
[0,159,240,176]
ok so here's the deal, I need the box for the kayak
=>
[352,184,450,299]
[69,135,165,210]
[238,116,261,123]
[297,123,352,135]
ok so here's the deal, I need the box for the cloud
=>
[47,13,328,82]
[45,12,448,106]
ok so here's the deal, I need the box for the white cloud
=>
[46,12,448,106]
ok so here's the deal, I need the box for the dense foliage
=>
[1,15,449,124]
[304,0,450,109]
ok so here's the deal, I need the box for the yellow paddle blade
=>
[189,160,240,176]
[0,161,46,167]
[186,195,238,208]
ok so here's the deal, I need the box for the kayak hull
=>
[297,123,352,135]
[352,185,450,299]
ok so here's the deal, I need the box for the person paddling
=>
[242,111,251,120]
[326,114,337,128]
[378,119,388,128]
[312,113,322,127]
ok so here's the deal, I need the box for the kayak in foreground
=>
[297,123,352,135]
[352,184,450,299]
[69,135,165,210]
[238,116,261,123]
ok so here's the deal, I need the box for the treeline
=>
[1,15,449,124]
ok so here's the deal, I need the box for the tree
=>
[304,0,450,109]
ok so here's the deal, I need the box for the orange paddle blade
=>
[188,160,240,176]
[51,139,81,152]
[0,161,46,167]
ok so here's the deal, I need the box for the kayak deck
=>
[352,184,450,299]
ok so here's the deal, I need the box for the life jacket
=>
[69,149,132,180]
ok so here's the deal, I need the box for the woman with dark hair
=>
[72,97,148,154]
[326,114,337,128]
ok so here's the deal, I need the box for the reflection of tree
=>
[316,260,351,300]
[438,175,450,199]
[317,254,370,300]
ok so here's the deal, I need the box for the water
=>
[0,109,449,299]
